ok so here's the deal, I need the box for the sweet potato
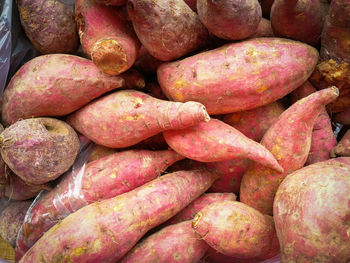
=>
[19,169,218,262]
[331,129,350,157]
[197,0,262,40]
[0,124,6,198]
[120,221,209,263]
[1,54,132,126]
[134,46,163,75]
[16,0,78,54]
[157,38,319,115]
[0,200,31,247]
[76,0,141,75]
[163,119,283,172]
[87,145,117,163]
[127,0,208,61]
[130,133,168,151]
[334,108,350,125]
[192,201,277,259]
[119,69,146,90]
[0,118,79,185]
[250,18,274,38]
[273,157,350,262]
[240,87,339,215]
[15,149,184,260]
[67,89,210,148]
[147,82,168,101]
[93,0,126,6]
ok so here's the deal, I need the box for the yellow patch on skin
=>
[173,252,181,261]
[110,172,116,179]
[70,247,86,256]
[102,125,107,131]
[174,92,184,101]
[142,156,152,168]
[271,144,282,161]
[93,239,102,251]
[257,85,268,93]
[113,203,124,212]
[125,116,135,121]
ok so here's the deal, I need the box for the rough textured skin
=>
[290,81,336,164]
[250,18,274,38]
[0,200,31,247]
[67,89,210,148]
[240,87,339,215]
[15,150,184,260]
[16,0,78,54]
[0,118,80,185]
[87,145,117,163]
[75,0,141,75]
[192,201,277,258]
[19,169,218,262]
[127,0,208,61]
[197,0,262,40]
[334,108,350,125]
[157,38,319,114]
[270,0,324,46]
[120,221,209,263]
[1,54,128,126]
[163,119,283,172]
[331,129,350,157]
[273,158,350,262]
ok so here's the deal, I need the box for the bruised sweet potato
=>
[127,0,208,61]
[157,38,319,115]
[240,87,339,215]
[19,169,218,262]
[334,109,350,125]
[16,0,78,54]
[273,157,350,262]
[67,89,210,148]
[0,118,80,185]
[331,129,350,157]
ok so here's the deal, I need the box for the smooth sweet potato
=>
[240,87,339,215]
[16,0,78,54]
[19,169,218,262]
[157,38,319,114]
[67,89,210,148]
[334,108,350,125]
[331,129,350,157]
[273,157,350,262]
[0,118,80,185]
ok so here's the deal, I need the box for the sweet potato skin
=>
[250,18,274,38]
[273,158,350,262]
[157,38,319,114]
[331,129,350,157]
[16,0,78,54]
[87,145,117,163]
[19,169,218,262]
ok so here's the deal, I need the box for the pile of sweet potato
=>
[0,0,349,262]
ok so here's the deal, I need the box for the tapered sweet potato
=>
[331,129,350,157]
[19,169,218,262]
[157,38,319,114]
[127,0,208,61]
[334,109,350,125]
[16,0,78,54]
[15,149,184,260]
[240,87,339,215]
[67,89,210,148]
[163,119,283,172]
[120,221,209,263]
[76,0,141,75]
[273,157,350,262]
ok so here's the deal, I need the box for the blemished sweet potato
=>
[75,0,141,75]
[0,200,31,247]
[331,129,350,157]
[240,87,339,215]
[19,169,218,262]
[67,89,210,148]
[0,118,80,185]
[120,221,209,263]
[197,0,262,40]
[163,119,283,173]
[1,54,132,126]
[16,0,78,54]
[157,38,319,115]
[273,157,350,262]
[250,18,274,38]
[192,201,278,259]
[15,149,184,260]
[127,0,208,61]
[334,108,350,125]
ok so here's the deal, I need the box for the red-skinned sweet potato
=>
[240,87,339,215]
[19,169,218,262]
[250,18,274,38]
[0,124,6,198]
[334,109,350,125]
[67,89,210,148]
[87,145,117,163]
[273,157,350,262]
[331,129,350,157]
[157,38,319,114]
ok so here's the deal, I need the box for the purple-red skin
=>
[334,109,350,125]
[93,0,126,6]
[273,157,350,262]
[19,169,219,262]
[157,38,319,115]
[1,54,130,126]
[75,0,141,75]
[185,0,197,11]
[290,81,336,165]
[134,46,163,75]
[119,221,209,263]
[15,149,184,260]
[331,129,350,157]
[119,69,146,90]
[240,87,339,215]
[163,118,284,173]
[197,0,262,40]
[270,0,324,46]
[67,89,210,148]
[127,0,209,61]
[250,18,274,38]
[203,248,261,263]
